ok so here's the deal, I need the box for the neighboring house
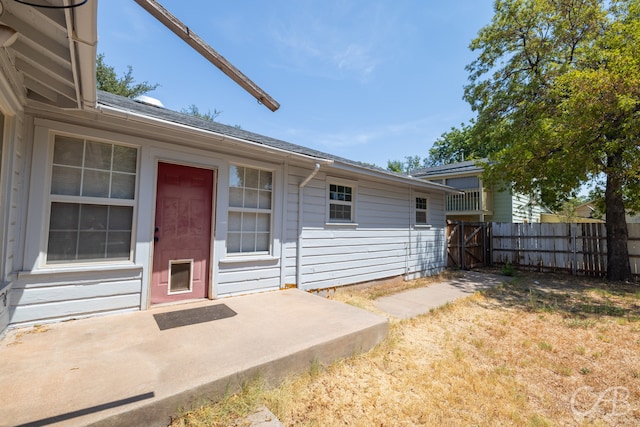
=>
[0,2,456,334]
[541,200,604,223]
[412,160,547,223]
[541,200,640,223]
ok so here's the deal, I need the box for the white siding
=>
[512,193,544,223]
[292,168,447,290]
[0,112,26,334]
[10,268,142,325]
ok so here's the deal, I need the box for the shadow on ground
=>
[475,270,640,321]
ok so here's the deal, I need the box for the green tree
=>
[181,104,222,122]
[465,0,639,280]
[426,120,501,166]
[386,155,426,174]
[96,53,159,98]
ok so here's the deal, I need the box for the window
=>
[327,180,356,223]
[415,196,429,225]
[227,165,272,254]
[46,135,137,263]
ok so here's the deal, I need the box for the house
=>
[412,160,547,223]
[541,200,640,223]
[0,1,456,335]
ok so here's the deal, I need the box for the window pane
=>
[109,206,133,230]
[241,233,256,252]
[258,190,271,209]
[227,233,241,253]
[80,204,108,230]
[77,231,106,259]
[416,198,427,209]
[84,141,112,170]
[51,166,81,195]
[330,204,351,221]
[113,145,137,173]
[229,187,243,207]
[82,169,110,197]
[229,166,244,187]
[50,203,79,229]
[245,168,259,189]
[244,189,259,209]
[47,231,78,261]
[256,213,270,232]
[259,171,272,190]
[53,136,84,166]
[111,172,136,199]
[106,231,131,258]
[228,211,242,232]
[330,184,352,202]
[255,233,270,252]
[416,211,427,224]
[242,212,257,232]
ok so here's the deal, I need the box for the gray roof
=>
[96,90,455,192]
[97,90,353,162]
[412,159,486,178]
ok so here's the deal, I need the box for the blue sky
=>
[97,0,495,168]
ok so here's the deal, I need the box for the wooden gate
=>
[446,221,491,269]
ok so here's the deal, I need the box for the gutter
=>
[296,162,330,289]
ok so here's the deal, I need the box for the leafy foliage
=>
[386,155,427,174]
[464,0,639,279]
[96,53,159,98]
[181,104,222,122]
[425,120,498,166]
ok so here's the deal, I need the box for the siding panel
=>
[10,294,140,324]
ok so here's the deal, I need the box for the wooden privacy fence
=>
[491,222,640,278]
[446,221,491,270]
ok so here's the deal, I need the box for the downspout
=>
[297,163,322,289]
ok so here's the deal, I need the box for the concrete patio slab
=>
[0,289,388,427]
[374,271,510,319]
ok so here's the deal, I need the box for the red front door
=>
[151,162,214,304]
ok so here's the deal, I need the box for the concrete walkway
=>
[0,271,507,427]
[374,271,510,319]
[0,289,387,427]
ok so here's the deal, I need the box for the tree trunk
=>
[605,162,631,281]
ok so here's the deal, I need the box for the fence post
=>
[460,222,465,270]
[571,223,577,276]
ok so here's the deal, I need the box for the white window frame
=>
[226,163,274,256]
[44,133,139,266]
[414,192,430,227]
[326,178,357,224]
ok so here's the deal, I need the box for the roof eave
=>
[328,162,461,193]
[67,0,98,109]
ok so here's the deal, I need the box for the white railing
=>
[447,188,489,212]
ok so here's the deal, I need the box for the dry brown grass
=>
[173,271,640,426]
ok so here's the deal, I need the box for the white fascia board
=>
[328,161,461,194]
[68,1,98,109]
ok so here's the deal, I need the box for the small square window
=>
[327,180,356,223]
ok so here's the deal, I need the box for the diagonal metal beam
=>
[133,0,280,112]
